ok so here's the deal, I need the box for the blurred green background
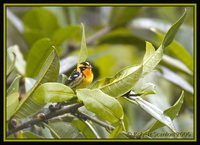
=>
[6,5,194,138]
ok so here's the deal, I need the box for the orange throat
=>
[83,68,94,84]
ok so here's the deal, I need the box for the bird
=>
[49,61,94,111]
[65,61,94,89]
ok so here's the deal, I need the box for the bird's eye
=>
[80,66,86,71]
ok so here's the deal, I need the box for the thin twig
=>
[6,103,83,137]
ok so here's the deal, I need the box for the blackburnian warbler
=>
[49,62,94,111]
[65,61,94,89]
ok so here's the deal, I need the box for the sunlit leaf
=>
[7,75,21,96]
[143,42,163,73]
[144,91,184,133]
[14,49,59,120]
[47,121,84,138]
[162,9,186,48]
[7,52,16,76]
[7,45,26,75]
[23,131,43,139]
[154,30,193,71]
[92,65,143,98]
[32,82,75,104]
[7,92,20,120]
[26,38,59,78]
[139,83,156,96]
[78,23,88,63]
[108,124,123,138]
[77,89,124,125]
[71,119,97,138]
[128,96,176,132]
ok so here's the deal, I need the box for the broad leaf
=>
[109,124,123,138]
[7,51,16,76]
[78,23,88,63]
[7,92,20,120]
[23,131,43,139]
[7,75,21,96]
[143,41,155,64]
[92,65,143,98]
[109,7,141,27]
[26,38,58,78]
[7,45,26,75]
[155,30,193,71]
[14,49,59,120]
[128,96,176,132]
[143,10,186,73]
[23,8,60,46]
[47,121,84,138]
[145,91,184,133]
[77,89,124,125]
[71,119,97,138]
[143,42,163,73]
[32,82,75,104]
[162,9,186,48]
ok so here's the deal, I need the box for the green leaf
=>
[7,51,16,76]
[128,96,176,132]
[52,25,81,46]
[78,23,88,63]
[154,30,193,71]
[14,49,59,120]
[47,121,84,138]
[143,41,155,64]
[7,75,21,96]
[162,9,186,48]
[77,89,124,125]
[7,45,26,75]
[145,91,184,133]
[143,10,187,73]
[23,131,43,139]
[92,65,143,98]
[71,119,97,138]
[7,92,20,120]
[109,7,141,27]
[139,83,156,96]
[109,124,123,138]
[23,8,60,46]
[143,41,163,73]
[32,82,75,104]
[26,38,59,78]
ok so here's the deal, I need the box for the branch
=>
[74,110,140,139]
[6,103,83,137]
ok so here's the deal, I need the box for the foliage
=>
[6,6,194,140]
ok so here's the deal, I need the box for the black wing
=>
[65,69,80,86]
